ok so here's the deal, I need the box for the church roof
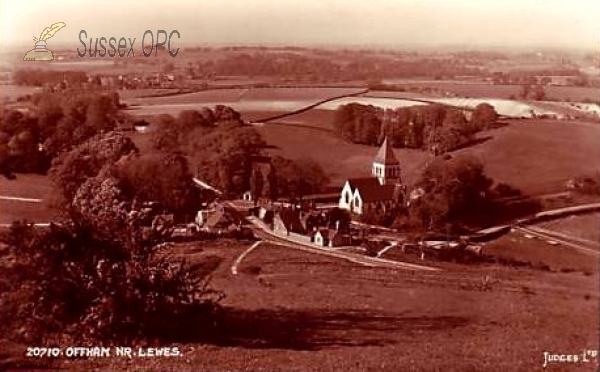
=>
[346,177,396,203]
[373,137,399,166]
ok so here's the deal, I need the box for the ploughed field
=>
[8,239,595,372]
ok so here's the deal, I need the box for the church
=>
[338,137,404,215]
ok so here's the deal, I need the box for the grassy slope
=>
[259,114,600,195]
[537,213,600,243]
[30,241,598,372]
[483,231,598,273]
[454,120,600,194]
[257,123,433,186]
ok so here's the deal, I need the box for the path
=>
[246,216,439,272]
[0,195,42,203]
[231,241,262,275]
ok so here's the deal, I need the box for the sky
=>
[1,0,598,51]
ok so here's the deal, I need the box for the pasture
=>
[256,123,433,186]
[377,80,600,102]
[537,213,600,244]
[259,114,600,195]
[483,230,597,273]
[453,119,600,195]
[7,239,595,371]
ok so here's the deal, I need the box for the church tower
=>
[372,137,401,186]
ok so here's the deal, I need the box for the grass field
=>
[122,88,247,106]
[537,213,600,244]
[123,87,365,118]
[483,231,598,273]
[0,174,56,225]
[0,199,57,225]
[4,239,595,371]
[259,116,600,195]
[257,124,433,186]
[377,80,600,102]
[0,174,52,199]
[453,119,600,195]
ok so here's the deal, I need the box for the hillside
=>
[258,114,600,195]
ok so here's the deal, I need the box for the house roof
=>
[373,137,399,166]
[205,210,230,228]
[346,177,396,203]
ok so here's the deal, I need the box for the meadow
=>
[483,231,597,273]
[3,239,595,371]
[537,213,600,244]
[0,174,56,225]
[123,87,365,118]
[258,114,600,195]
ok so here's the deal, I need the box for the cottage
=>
[339,137,403,215]
[313,229,330,246]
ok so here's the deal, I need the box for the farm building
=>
[339,137,404,215]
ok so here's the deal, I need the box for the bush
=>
[1,210,223,344]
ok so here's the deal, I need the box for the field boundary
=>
[250,88,369,123]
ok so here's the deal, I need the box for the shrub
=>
[1,208,223,344]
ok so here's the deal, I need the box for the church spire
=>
[373,136,399,166]
[372,136,401,185]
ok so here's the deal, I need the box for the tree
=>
[408,155,493,232]
[249,167,264,201]
[533,85,546,101]
[49,132,137,206]
[519,84,530,99]
[117,153,201,221]
[177,110,211,130]
[151,114,180,151]
[471,103,498,131]
[270,156,329,199]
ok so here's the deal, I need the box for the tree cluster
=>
[13,69,88,87]
[185,52,484,83]
[334,103,497,155]
[49,132,201,220]
[150,107,329,198]
[0,90,121,177]
[1,130,221,343]
[398,155,494,234]
[250,156,330,201]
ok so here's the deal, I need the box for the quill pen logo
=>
[23,22,66,61]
